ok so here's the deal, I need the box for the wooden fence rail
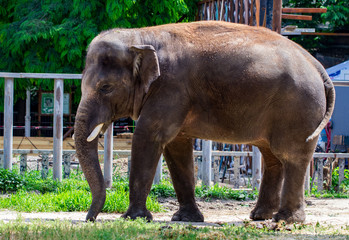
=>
[1,72,349,191]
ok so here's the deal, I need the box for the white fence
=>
[1,72,349,191]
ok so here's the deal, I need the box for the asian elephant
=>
[74,21,335,223]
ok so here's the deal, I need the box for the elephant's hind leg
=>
[273,155,312,223]
[272,139,316,223]
[163,136,204,222]
[250,146,283,220]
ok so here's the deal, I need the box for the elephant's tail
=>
[306,64,336,142]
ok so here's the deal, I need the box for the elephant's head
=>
[74,39,160,221]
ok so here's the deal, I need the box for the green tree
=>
[283,0,349,52]
[0,0,198,109]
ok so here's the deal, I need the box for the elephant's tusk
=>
[72,134,75,140]
[87,123,104,142]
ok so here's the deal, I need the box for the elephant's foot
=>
[121,207,153,221]
[86,211,98,222]
[250,206,276,221]
[273,207,305,223]
[171,205,204,222]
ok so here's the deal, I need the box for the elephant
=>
[74,21,335,223]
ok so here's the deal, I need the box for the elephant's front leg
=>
[163,136,204,222]
[121,128,163,221]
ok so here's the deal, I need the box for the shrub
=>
[0,168,24,193]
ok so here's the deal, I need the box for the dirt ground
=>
[0,198,348,227]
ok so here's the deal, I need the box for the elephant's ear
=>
[131,45,160,93]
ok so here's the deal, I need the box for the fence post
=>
[63,153,71,179]
[213,157,220,184]
[41,154,49,179]
[202,140,212,187]
[127,156,131,177]
[233,156,240,188]
[25,88,31,137]
[317,158,324,192]
[153,155,163,185]
[4,77,14,169]
[20,154,27,175]
[252,146,262,190]
[338,158,345,191]
[104,123,113,188]
[53,78,63,181]
[304,162,310,193]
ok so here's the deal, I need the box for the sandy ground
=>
[0,198,348,227]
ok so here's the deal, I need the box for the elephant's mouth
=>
[87,123,105,142]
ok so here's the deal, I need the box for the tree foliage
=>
[0,0,198,107]
[284,0,349,30]
[283,0,349,52]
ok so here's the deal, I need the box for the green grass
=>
[0,169,162,213]
[0,218,348,240]
[0,167,348,214]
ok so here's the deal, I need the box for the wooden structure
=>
[197,0,328,33]
[197,0,258,26]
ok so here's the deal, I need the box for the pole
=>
[53,78,63,181]
[104,123,113,188]
[153,155,163,185]
[304,162,310,193]
[252,146,262,190]
[272,0,282,33]
[3,78,14,169]
[25,89,31,137]
[202,140,212,187]
[256,0,260,26]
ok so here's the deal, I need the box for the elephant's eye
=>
[99,84,113,94]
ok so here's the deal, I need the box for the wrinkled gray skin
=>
[74,21,335,223]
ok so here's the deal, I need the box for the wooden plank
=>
[249,0,254,26]
[263,7,266,27]
[0,72,82,79]
[230,0,234,22]
[235,0,238,23]
[282,14,312,21]
[301,32,349,36]
[272,0,282,33]
[282,8,327,13]
[244,0,249,24]
[219,0,224,21]
[4,78,14,169]
[239,0,244,23]
[197,0,214,5]
[256,0,260,26]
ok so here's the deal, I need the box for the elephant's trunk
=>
[74,105,106,221]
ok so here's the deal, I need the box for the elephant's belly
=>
[180,113,267,145]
